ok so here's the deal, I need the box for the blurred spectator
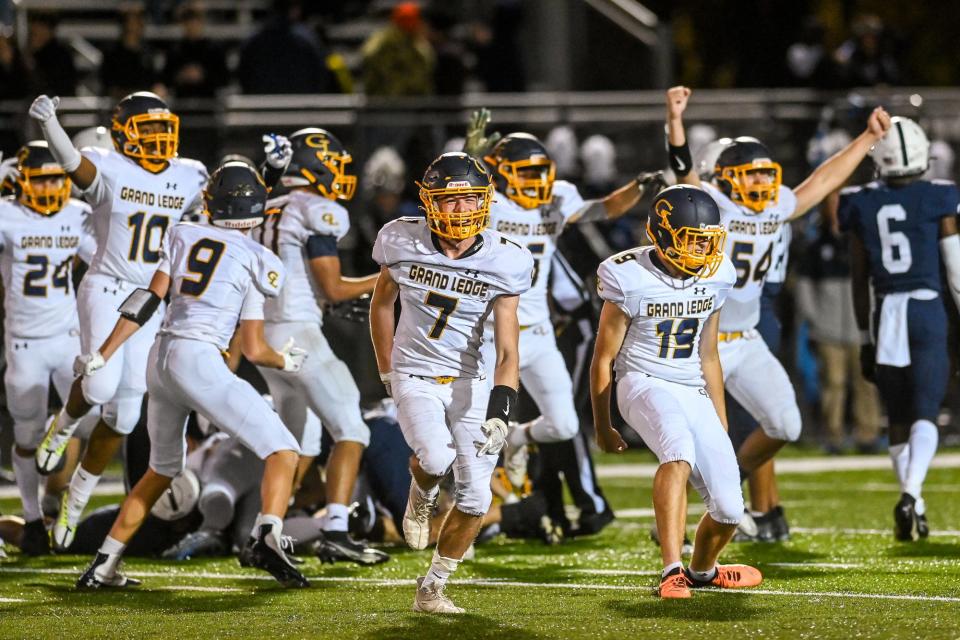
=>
[834,14,900,87]
[362,2,435,97]
[546,126,578,179]
[0,29,29,99]
[473,0,525,92]
[162,2,228,97]
[238,0,335,94]
[27,11,76,96]
[101,4,157,100]
[580,134,616,197]
[786,17,838,88]
[928,139,955,181]
[425,7,466,96]
[796,213,882,454]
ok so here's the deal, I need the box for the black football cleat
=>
[915,512,929,539]
[894,493,916,541]
[76,552,142,589]
[770,505,791,542]
[20,519,51,556]
[162,529,229,560]
[313,531,390,566]
[248,525,310,588]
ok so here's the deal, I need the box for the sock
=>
[323,503,350,533]
[416,482,439,501]
[97,535,127,575]
[251,513,284,539]
[904,419,938,499]
[423,551,460,589]
[66,466,101,523]
[889,442,910,492]
[687,565,718,582]
[56,406,82,434]
[661,561,683,579]
[12,448,42,522]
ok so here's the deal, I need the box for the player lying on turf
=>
[73,161,309,589]
[839,116,960,540]
[370,152,533,613]
[590,184,762,599]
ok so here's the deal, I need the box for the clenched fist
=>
[29,95,60,124]
[665,86,691,121]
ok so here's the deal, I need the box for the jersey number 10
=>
[127,212,169,263]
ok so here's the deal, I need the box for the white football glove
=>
[474,417,508,457]
[379,371,392,398]
[74,351,105,377]
[29,95,60,124]
[262,134,292,170]
[0,156,19,186]
[279,338,307,372]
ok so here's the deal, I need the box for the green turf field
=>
[2,456,959,639]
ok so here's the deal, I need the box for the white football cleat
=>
[52,494,78,551]
[35,413,77,474]
[413,577,464,614]
[403,479,437,550]
[76,552,142,589]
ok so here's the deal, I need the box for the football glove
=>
[636,170,667,193]
[859,343,876,383]
[74,351,105,377]
[0,156,19,189]
[475,418,508,457]
[29,95,60,123]
[379,372,392,398]
[323,294,370,323]
[279,338,307,372]
[262,134,292,170]
[463,107,501,158]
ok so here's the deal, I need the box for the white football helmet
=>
[71,126,113,152]
[869,116,929,178]
[151,468,201,521]
[695,137,732,180]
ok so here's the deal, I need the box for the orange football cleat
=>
[658,568,693,599]
[690,564,763,589]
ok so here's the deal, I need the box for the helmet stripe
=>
[895,120,909,167]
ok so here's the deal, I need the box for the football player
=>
[467,115,658,480]
[0,141,93,555]
[592,184,762,598]
[370,152,533,613]
[28,92,208,550]
[251,127,386,565]
[839,117,960,540]
[73,161,308,588]
[665,86,890,482]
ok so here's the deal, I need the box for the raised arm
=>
[590,301,629,453]
[309,255,379,304]
[791,107,891,220]
[567,172,665,224]
[369,266,399,392]
[28,95,99,190]
[698,310,727,431]
[664,86,701,187]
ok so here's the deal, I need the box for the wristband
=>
[485,385,518,422]
[667,142,692,176]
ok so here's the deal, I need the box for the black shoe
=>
[770,506,790,542]
[915,512,929,539]
[21,519,51,556]
[76,552,142,589]
[238,536,255,567]
[313,530,390,566]
[753,511,777,543]
[894,493,916,541]
[248,525,310,588]
[162,530,229,560]
[574,507,615,537]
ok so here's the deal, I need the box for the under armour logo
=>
[166,182,177,190]
[694,286,707,295]
[464,269,481,278]
[61,225,70,232]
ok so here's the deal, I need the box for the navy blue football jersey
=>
[838,179,960,294]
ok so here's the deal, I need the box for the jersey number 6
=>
[180,238,225,296]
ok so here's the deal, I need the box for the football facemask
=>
[418,182,494,241]
[646,197,727,278]
[715,161,782,213]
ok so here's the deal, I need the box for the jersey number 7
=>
[424,291,459,339]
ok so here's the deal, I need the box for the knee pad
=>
[81,366,122,407]
[417,446,456,478]
[530,412,579,443]
[762,404,802,442]
[455,482,493,517]
[102,394,144,435]
[704,485,745,526]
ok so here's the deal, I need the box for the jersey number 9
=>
[180,238,225,296]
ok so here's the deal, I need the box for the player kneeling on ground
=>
[590,185,762,599]
[370,152,533,613]
[74,161,309,589]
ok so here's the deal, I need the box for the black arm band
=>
[118,288,161,326]
[486,385,518,421]
[668,141,693,175]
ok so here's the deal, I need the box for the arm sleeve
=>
[597,260,641,317]
[240,285,266,321]
[306,234,339,258]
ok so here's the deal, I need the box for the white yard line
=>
[767,562,863,569]
[0,597,27,602]
[3,566,960,604]
[791,526,960,537]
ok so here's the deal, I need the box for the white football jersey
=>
[373,217,534,378]
[598,246,736,387]
[0,197,92,339]
[700,181,797,332]
[81,147,208,287]
[254,190,350,325]
[488,180,584,326]
[158,222,285,350]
